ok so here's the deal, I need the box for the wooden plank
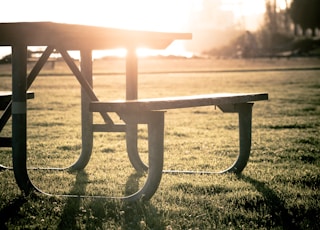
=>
[0,22,192,50]
[90,93,269,112]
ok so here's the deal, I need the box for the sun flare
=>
[1,0,269,58]
[0,0,195,58]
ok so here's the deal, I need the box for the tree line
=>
[290,0,320,36]
[205,0,320,58]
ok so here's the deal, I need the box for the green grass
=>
[1,58,320,229]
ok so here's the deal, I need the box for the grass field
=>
[1,57,320,229]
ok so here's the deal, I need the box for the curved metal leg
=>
[162,103,254,175]
[122,111,165,201]
[219,103,253,174]
[12,113,33,195]
[69,49,93,171]
[68,87,93,170]
[11,47,95,197]
[126,124,148,173]
[1,46,53,171]
[11,44,35,195]
[127,103,254,176]
[20,111,164,201]
[16,48,95,172]
[9,45,162,200]
[124,47,148,173]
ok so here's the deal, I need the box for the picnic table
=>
[0,22,268,201]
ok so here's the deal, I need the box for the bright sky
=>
[0,0,270,57]
[0,0,195,31]
[221,0,265,18]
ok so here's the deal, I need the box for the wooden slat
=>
[90,93,269,112]
[0,91,34,110]
[0,22,192,50]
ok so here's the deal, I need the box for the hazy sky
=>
[0,0,268,31]
[0,0,271,57]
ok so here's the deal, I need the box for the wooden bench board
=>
[90,93,268,112]
[0,91,35,109]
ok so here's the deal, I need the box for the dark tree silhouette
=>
[290,0,320,36]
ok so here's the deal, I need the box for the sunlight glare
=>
[278,0,290,11]
[93,49,127,59]
[0,0,194,58]
[221,0,266,18]
[1,0,272,58]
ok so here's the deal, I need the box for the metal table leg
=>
[218,103,253,173]
[130,103,254,175]
[121,111,165,201]
[126,124,148,173]
[9,46,164,200]
[11,44,34,195]
[125,47,149,172]
[19,111,164,201]
[69,49,94,170]
[1,47,53,170]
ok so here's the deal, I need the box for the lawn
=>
[1,57,320,229]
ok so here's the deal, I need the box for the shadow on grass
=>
[57,171,164,229]
[239,175,299,230]
[58,170,89,229]
[121,172,165,229]
[0,196,27,229]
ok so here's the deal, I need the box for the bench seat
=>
[89,92,268,183]
[0,91,35,110]
[0,91,35,147]
[90,93,268,112]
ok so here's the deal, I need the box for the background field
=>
[1,57,320,229]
